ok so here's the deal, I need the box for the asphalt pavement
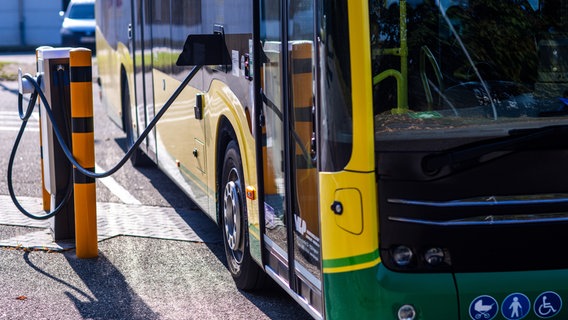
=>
[0,53,311,320]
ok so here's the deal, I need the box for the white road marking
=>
[3,110,140,205]
[95,163,141,205]
[0,111,39,132]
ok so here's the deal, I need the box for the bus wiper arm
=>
[422,125,568,173]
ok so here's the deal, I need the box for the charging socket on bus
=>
[195,93,204,120]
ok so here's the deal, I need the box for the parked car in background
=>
[60,0,95,52]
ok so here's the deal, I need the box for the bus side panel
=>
[323,265,458,319]
[205,75,259,257]
[150,0,210,213]
[153,68,209,213]
[95,0,133,130]
[152,71,257,237]
[148,1,260,263]
[199,2,260,260]
[95,2,121,128]
[152,64,259,258]
[96,29,121,128]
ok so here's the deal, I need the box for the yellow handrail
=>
[373,0,408,114]
[373,69,407,114]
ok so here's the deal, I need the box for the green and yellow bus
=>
[96,0,568,318]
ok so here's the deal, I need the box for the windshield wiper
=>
[422,125,568,174]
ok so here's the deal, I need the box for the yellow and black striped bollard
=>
[70,48,97,258]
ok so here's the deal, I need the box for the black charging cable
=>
[9,66,201,219]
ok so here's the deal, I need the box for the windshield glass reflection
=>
[371,0,568,139]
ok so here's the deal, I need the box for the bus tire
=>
[221,140,265,290]
[121,75,153,167]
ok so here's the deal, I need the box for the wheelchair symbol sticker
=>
[534,291,562,318]
[501,293,530,319]
[469,295,498,320]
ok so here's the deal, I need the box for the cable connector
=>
[17,68,35,95]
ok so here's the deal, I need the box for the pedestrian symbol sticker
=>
[501,293,530,319]
[534,291,562,318]
[469,295,498,320]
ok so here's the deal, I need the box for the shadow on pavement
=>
[24,251,160,320]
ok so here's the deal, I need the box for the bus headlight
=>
[397,304,416,320]
[392,245,414,266]
[424,247,445,265]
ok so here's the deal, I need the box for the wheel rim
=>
[223,167,244,266]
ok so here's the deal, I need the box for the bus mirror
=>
[176,34,231,67]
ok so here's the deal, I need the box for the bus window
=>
[372,0,568,142]
[318,0,353,172]
[289,0,321,286]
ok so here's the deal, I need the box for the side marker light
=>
[246,186,255,200]
[398,304,416,320]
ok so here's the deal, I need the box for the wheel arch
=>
[216,116,266,290]
[216,116,239,224]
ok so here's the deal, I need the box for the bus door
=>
[132,0,157,161]
[259,0,323,314]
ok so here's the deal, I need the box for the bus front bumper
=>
[374,265,568,319]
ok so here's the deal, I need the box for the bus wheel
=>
[221,140,264,290]
[121,77,153,167]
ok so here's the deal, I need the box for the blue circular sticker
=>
[501,293,530,320]
[470,295,499,320]
[534,291,562,318]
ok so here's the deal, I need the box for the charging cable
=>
[9,65,201,219]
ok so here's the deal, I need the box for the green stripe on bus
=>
[323,249,380,269]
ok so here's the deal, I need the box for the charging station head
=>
[176,34,231,67]
[18,69,35,95]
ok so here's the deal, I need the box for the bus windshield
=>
[371,0,568,144]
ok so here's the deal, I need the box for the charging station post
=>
[37,47,75,241]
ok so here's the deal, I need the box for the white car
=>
[60,0,96,51]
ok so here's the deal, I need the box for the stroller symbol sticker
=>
[469,295,499,320]
[534,291,562,318]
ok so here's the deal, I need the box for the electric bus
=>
[96,0,568,318]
